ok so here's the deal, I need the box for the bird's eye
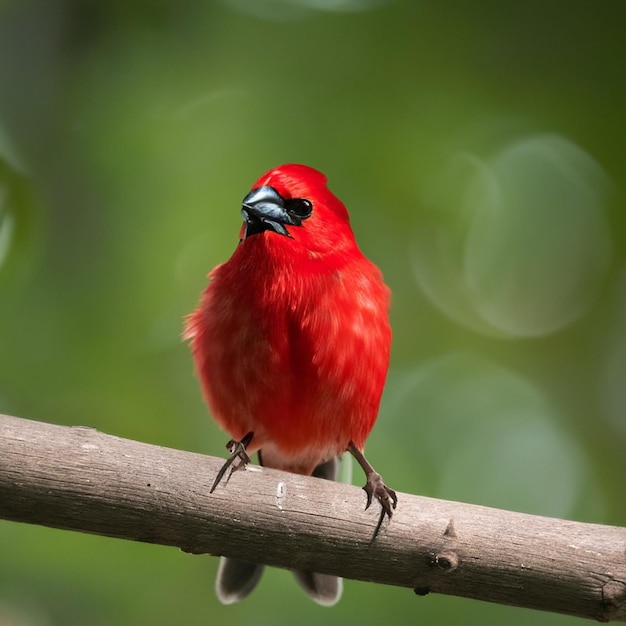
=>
[285,198,313,222]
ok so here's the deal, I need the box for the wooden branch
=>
[0,412,624,621]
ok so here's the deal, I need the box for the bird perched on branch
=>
[185,163,395,606]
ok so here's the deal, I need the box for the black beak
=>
[241,186,299,238]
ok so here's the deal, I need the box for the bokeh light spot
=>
[413,133,612,338]
[0,184,14,272]
[384,353,597,518]
[598,269,626,441]
[220,0,388,20]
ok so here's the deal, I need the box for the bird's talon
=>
[348,443,397,534]
[363,489,373,510]
[210,432,254,493]
[363,471,396,521]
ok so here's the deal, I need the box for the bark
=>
[0,412,624,621]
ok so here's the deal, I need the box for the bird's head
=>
[239,164,357,260]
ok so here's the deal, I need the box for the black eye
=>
[285,198,313,223]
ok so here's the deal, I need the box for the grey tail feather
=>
[292,571,343,606]
[215,456,343,605]
[292,456,343,606]
[215,557,264,605]
[311,456,339,480]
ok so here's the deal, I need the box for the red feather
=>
[185,164,391,475]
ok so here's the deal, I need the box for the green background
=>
[1,1,625,624]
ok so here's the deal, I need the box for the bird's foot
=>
[210,431,254,493]
[348,442,398,537]
[363,470,398,518]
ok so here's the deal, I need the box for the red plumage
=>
[185,164,394,604]
[186,164,391,474]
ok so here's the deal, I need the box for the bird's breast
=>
[190,253,390,472]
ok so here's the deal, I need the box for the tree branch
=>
[0,412,624,621]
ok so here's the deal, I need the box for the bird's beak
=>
[241,186,297,238]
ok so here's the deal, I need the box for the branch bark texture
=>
[0,412,624,621]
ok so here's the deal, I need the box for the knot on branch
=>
[434,551,459,573]
[601,579,626,621]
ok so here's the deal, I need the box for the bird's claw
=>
[363,470,398,519]
[210,432,253,493]
[225,438,251,463]
[348,442,398,536]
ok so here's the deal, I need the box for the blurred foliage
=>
[1,1,625,624]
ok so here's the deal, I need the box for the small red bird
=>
[185,164,395,605]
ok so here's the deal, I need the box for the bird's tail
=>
[215,456,343,606]
[215,558,265,605]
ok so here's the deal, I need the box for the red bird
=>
[185,164,395,605]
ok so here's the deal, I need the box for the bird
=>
[185,163,396,606]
